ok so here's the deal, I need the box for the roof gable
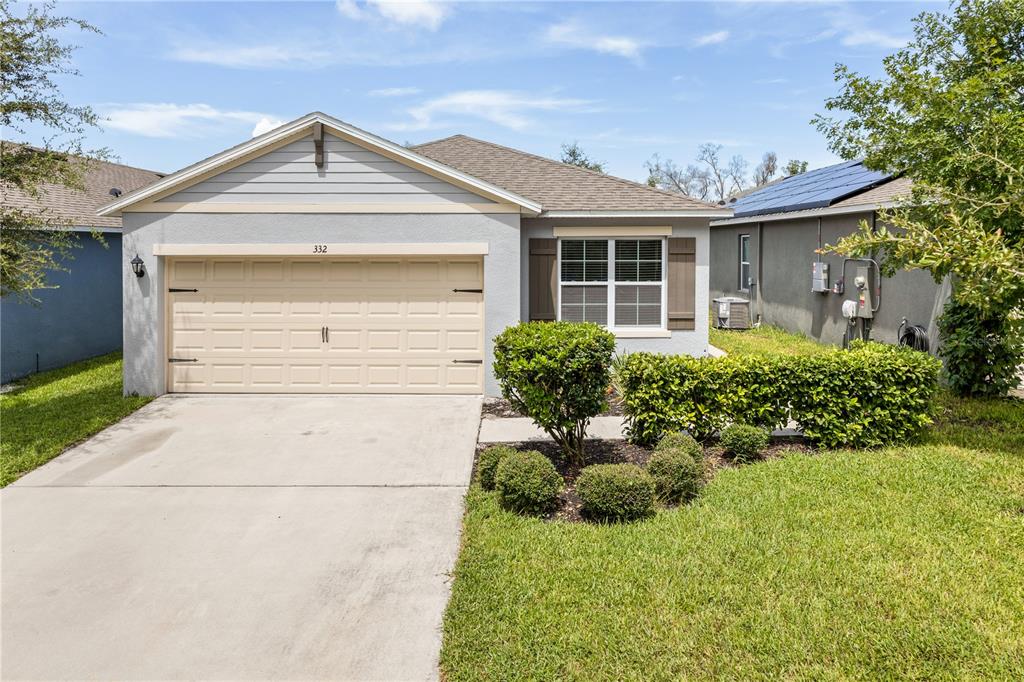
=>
[157,131,498,208]
[99,113,541,216]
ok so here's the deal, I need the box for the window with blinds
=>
[559,238,665,329]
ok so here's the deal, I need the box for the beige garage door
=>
[166,256,484,393]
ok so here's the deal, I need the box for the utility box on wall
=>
[811,261,830,293]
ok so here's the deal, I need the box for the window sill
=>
[613,329,672,339]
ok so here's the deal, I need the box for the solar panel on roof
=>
[731,160,891,218]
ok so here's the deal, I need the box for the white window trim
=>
[556,237,668,334]
[738,234,751,292]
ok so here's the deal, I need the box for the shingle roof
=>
[2,149,162,229]
[412,134,719,212]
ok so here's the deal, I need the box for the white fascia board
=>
[710,201,898,227]
[152,242,490,256]
[541,209,733,219]
[98,112,542,217]
[29,224,121,234]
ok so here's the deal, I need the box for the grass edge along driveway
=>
[1,353,151,486]
[441,325,1024,680]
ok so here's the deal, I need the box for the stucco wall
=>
[710,212,941,347]
[1,232,123,383]
[121,212,520,396]
[521,217,711,358]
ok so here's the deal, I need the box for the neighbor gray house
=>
[710,160,945,350]
[1,156,162,382]
[98,112,729,396]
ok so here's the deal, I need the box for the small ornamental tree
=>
[813,0,1024,396]
[493,322,616,466]
[1,0,105,300]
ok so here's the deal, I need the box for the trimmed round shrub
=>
[647,448,704,503]
[494,450,562,516]
[654,431,702,459]
[720,423,770,462]
[493,322,616,465]
[476,445,518,491]
[576,463,655,522]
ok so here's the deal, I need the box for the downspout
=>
[756,221,765,324]
[870,211,881,315]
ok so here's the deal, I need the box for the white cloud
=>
[544,20,643,61]
[169,44,329,69]
[335,0,362,20]
[102,103,282,139]
[824,6,908,51]
[391,90,597,131]
[841,29,908,49]
[753,77,789,85]
[693,30,730,47]
[369,87,422,97]
[336,0,450,31]
[251,116,286,137]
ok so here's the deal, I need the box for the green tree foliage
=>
[1,0,103,299]
[813,0,1024,395]
[493,322,616,466]
[783,159,808,176]
[559,141,605,173]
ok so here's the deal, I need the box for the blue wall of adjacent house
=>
[1,233,123,383]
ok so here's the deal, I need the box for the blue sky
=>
[49,1,938,184]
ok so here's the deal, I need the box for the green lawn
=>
[443,328,1024,680]
[710,323,831,357]
[0,353,151,486]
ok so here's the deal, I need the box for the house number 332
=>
[313,244,328,253]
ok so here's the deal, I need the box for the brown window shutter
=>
[667,237,696,331]
[529,239,558,321]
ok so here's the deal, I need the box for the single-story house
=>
[98,112,730,396]
[709,160,945,349]
[1,155,162,383]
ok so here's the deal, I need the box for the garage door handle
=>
[452,359,483,364]
[452,288,483,294]
[168,357,198,363]
[168,287,198,293]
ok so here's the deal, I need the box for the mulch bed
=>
[482,395,625,419]
[475,436,813,523]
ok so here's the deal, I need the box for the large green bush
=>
[493,322,616,465]
[576,463,656,522]
[938,299,1024,397]
[618,342,940,449]
[494,450,563,516]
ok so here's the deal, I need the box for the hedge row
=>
[617,342,940,448]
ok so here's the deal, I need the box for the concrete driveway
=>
[2,394,481,681]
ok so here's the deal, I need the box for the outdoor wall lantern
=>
[130,254,145,278]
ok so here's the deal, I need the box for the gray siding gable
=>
[159,133,496,206]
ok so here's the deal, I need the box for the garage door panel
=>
[167,255,483,394]
[327,330,362,351]
[211,329,245,351]
[211,260,245,281]
[447,330,483,352]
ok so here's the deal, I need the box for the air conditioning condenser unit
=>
[713,297,751,329]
